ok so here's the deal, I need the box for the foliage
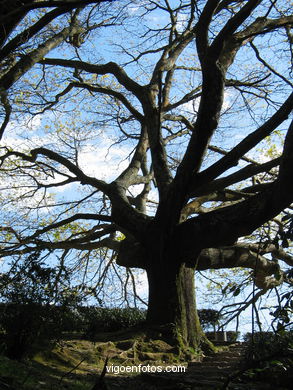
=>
[269,290,293,332]
[244,331,293,363]
[226,331,240,342]
[242,331,293,387]
[197,309,222,331]
[80,306,147,337]
[0,297,147,359]
[0,253,82,359]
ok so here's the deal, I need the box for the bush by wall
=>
[243,331,293,362]
[81,306,146,338]
[242,331,293,387]
[198,309,222,331]
[205,330,240,342]
[0,303,147,358]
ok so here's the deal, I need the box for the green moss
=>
[0,330,200,389]
[0,354,93,390]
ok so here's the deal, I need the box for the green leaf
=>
[233,287,241,296]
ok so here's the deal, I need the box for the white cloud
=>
[1,119,158,214]
[2,115,42,142]
[181,90,232,114]
[127,4,140,15]
[176,12,189,32]
[78,136,131,181]
[181,98,200,113]
[135,270,148,299]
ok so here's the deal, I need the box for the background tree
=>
[0,250,83,359]
[0,0,292,354]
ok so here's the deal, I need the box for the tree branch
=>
[209,0,262,61]
[39,81,144,121]
[197,246,283,289]
[176,119,293,261]
[190,92,293,193]
[192,157,280,197]
[0,6,74,61]
[31,213,113,239]
[39,58,145,101]
[0,147,109,192]
[115,124,149,187]
[196,0,221,63]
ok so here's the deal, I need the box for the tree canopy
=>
[0,0,292,350]
[0,0,115,138]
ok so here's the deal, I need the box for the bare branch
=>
[192,92,293,192]
[197,246,283,290]
[39,58,145,101]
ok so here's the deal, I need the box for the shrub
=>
[226,331,240,342]
[0,303,46,359]
[198,309,222,331]
[204,330,240,342]
[242,331,293,387]
[82,306,146,338]
[243,331,293,363]
[0,253,82,359]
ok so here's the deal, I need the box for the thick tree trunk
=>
[146,260,210,353]
[116,236,214,354]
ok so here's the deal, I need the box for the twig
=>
[58,358,85,385]
[91,357,109,390]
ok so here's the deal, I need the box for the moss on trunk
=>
[146,261,215,357]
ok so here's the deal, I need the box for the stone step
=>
[218,351,243,357]
[225,345,247,351]
[188,368,232,376]
[185,373,227,381]
[189,362,235,369]
[189,365,240,373]
[189,361,242,369]
[183,378,226,387]
[210,348,246,356]
[143,342,249,389]
[184,343,251,389]
[229,383,261,390]
[204,356,242,363]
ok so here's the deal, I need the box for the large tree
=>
[0,0,292,353]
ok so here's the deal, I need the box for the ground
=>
[0,330,292,389]
[0,329,192,390]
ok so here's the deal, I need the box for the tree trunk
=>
[146,260,211,354]
[116,235,214,355]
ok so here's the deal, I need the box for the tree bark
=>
[146,257,208,353]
